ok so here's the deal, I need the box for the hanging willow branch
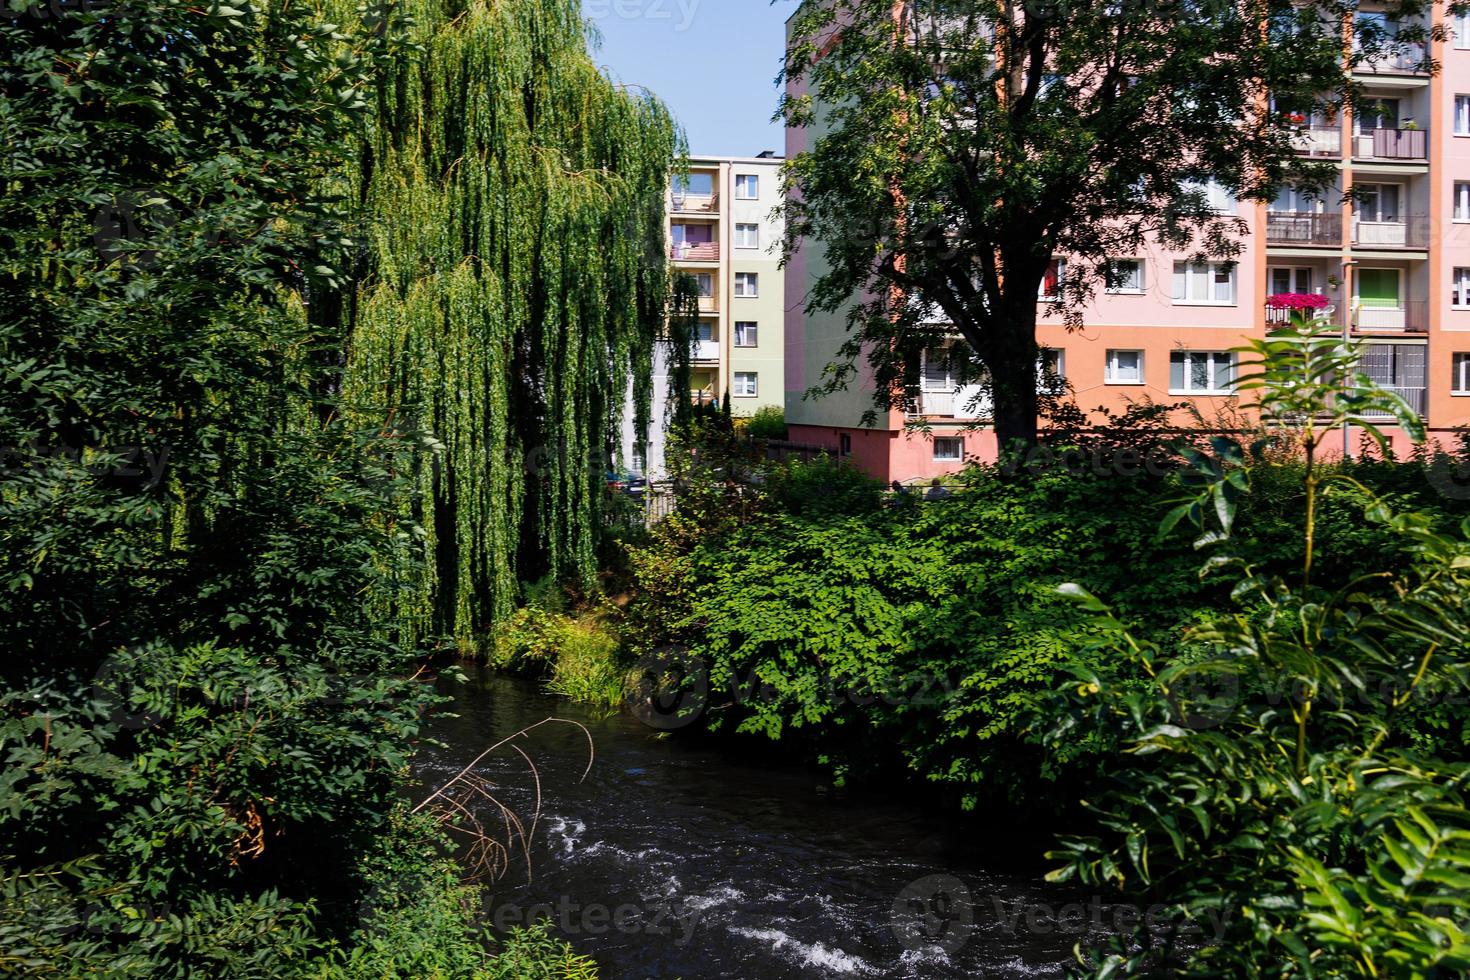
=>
[335,0,681,642]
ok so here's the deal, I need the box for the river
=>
[411,668,1113,979]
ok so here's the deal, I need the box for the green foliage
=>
[1048,322,1470,977]
[763,456,884,518]
[491,603,627,709]
[742,406,789,441]
[0,1,622,975]
[337,0,682,643]
[779,0,1431,445]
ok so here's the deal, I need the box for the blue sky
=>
[583,0,800,158]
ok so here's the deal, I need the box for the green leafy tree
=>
[779,0,1442,448]
[1050,320,1470,976]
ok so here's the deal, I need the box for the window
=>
[673,172,713,197]
[840,433,853,457]
[922,347,954,391]
[1039,347,1066,379]
[1455,353,1470,394]
[1355,98,1400,135]
[1170,351,1236,394]
[1360,344,1425,395]
[693,273,713,297]
[1269,267,1316,294]
[735,223,759,248]
[1457,184,1470,222]
[1173,261,1237,305]
[1105,349,1144,384]
[734,321,758,347]
[1357,184,1401,223]
[1458,96,1470,136]
[1040,259,1067,299]
[732,372,758,397]
[1106,260,1145,293]
[1272,187,1323,213]
[735,175,759,199]
[1182,179,1237,215]
[1457,13,1470,49]
[1453,268,1470,308]
[734,272,759,297]
[933,437,964,462]
[696,321,715,342]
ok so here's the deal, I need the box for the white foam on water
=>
[545,817,586,855]
[727,926,878,976]
[682,885,745,912]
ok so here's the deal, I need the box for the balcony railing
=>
[1353,216,1428,249]
[693,340,720,361]
[1354,128,1428,161]
[1266,211,1342,246]
[914,389,991,419]
[1359,385,1427,417]
[1266,303,1343,328]
[1354,300,1428,332]
[670,192,719,214]
[1354,41,1428,75]
[697,294,718,313]
[1291,127,1342,158]
[671,241,720,262]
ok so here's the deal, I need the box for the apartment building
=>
[620,153,786,480]
[670,153,786,413]
[784,6,1470,484]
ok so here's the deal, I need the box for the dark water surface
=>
[412,669,1101,979]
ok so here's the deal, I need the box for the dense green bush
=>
[490,602,627,708]
[1049,324,1470,976]
[627,425,1470,811]
[742,406,789,441]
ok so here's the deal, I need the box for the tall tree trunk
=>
[985,303,1040,454]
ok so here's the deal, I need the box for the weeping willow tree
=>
[337,0,680,642]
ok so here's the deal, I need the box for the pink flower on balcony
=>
[1266,292,1329,311]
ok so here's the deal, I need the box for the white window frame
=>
[1458,13,1470,49]
[732,372,758,397]
[1458,95,1470,137]
[696,320,715,342]
[693,273,714,298]
[1173,260,1238,306]
[1105,259,1146,294]
[1455,353,1470,394]
[734,272,759,297]
[1169,350,1236,395]
[733,321,758,348]
[1453,268,1470,309]
[1268,266,1318,295]
[735,223,760,248]
[1105,349,1145,385]
[932,437,964,462]
[1182,179,1237,215]
[1456,183,1470,222]
[735,174,759,200]
[1039,347,1066,379]
[1039,258,1067,300]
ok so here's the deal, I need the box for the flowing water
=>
[412,668,1110,980]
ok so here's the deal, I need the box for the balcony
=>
[1353,128,1428,162]
[1354,41,1428,76]
[914,389,991,419]
[1353,216,1428,249]
[1354,301,1427,332]
[670,192,719,215]
[1359,385,1427,417]
[1291,127,1342,158]
[693,339,720,361]
[671,241,720,262]
[697,294,718,313]
[1266,211,1342,247]
[1266,303,1343,328]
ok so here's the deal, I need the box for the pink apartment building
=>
[784,6,1470,485]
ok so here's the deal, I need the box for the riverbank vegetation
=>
[617,322,1470,973]
[1,0,672,974]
